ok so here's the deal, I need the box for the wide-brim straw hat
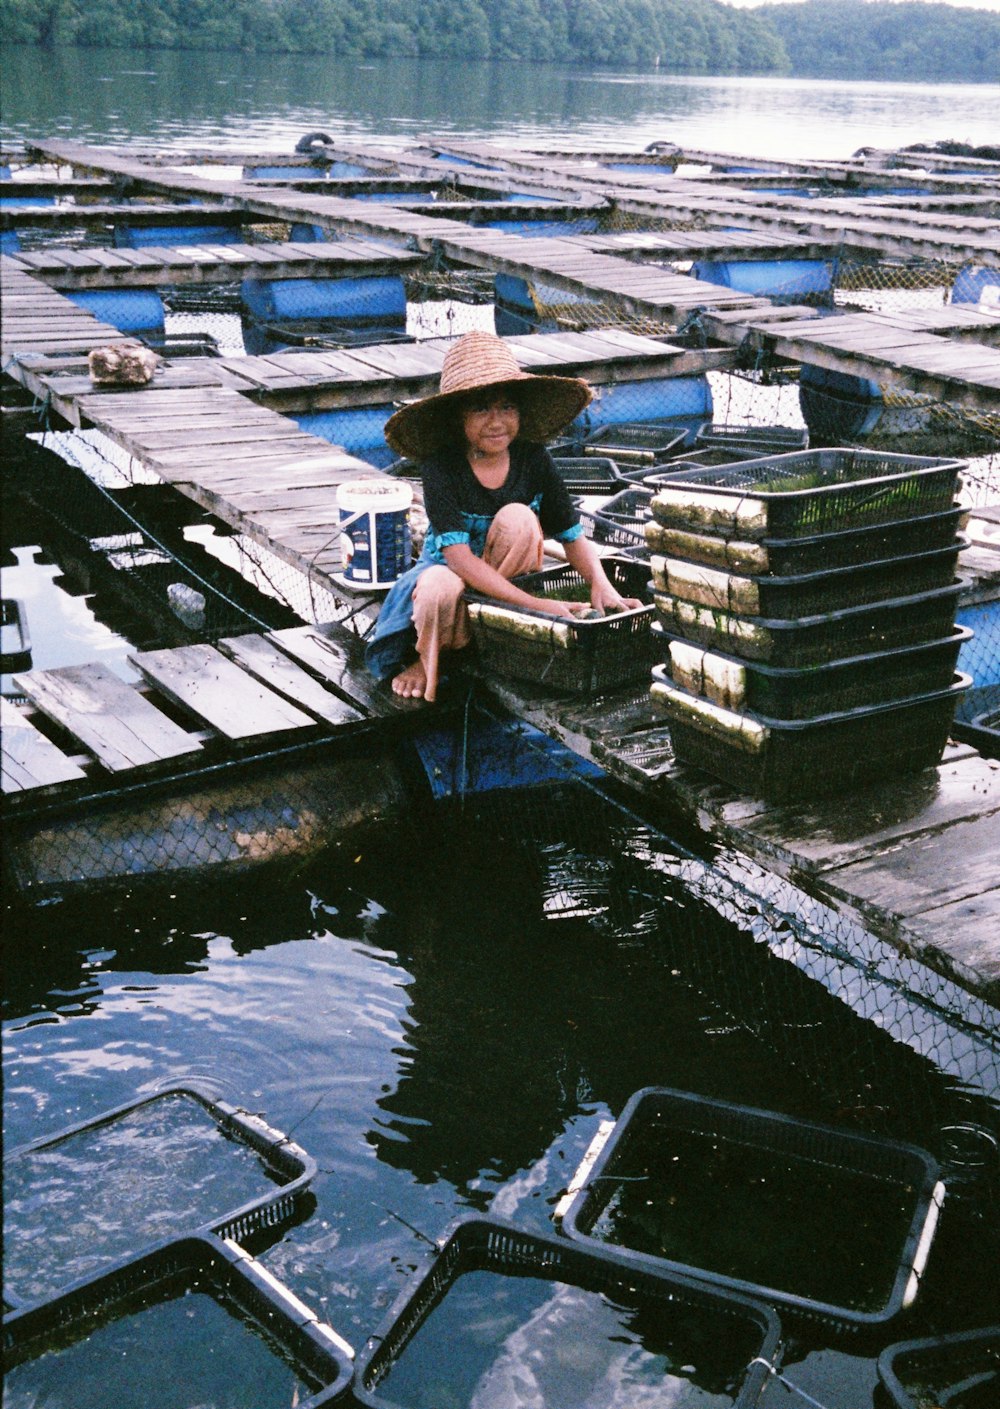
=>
[384,331,592,459]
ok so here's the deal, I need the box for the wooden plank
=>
[128,643,317,739]
[13,663,202,773]
[0,697,88,794]
[269,623,421,717]
[218,634,363,726]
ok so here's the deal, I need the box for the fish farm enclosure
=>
[2,132,999,1409]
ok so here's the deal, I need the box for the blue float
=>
[482,218,600,237]
[693,258,833,299]
[566,376,712,445]
[950,264,1000,308]
[243,165,323,180]
[289,223,327,242]
[0,195,57,208]
[0,230,21,253]
[354,191,435,203]
[293,406,397,468]
[65,288,165,334]
[114,224,243,248]
[240,274,406,324]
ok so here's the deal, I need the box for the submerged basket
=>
[652,577,965,668]
[650,537,964,618]
[694,422,809,455]
[877,1324,1000,1409]
[561,1087,945,1331]
[582,422,689,465]
[2,1234,353,1408]
[649,672,969,800]
[353,1216,781,1409]
[2,1083,316,1306]
[550,454,625,495]
[650,449,964,541]
[466,557,655,696]
[644,506,967,576]
[653,623,973,720]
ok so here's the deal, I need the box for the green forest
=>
[1,0,998,82]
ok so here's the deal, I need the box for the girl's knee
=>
[494,502,540,536]
[413,564,465,611]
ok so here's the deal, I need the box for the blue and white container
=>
[336,479,413,588]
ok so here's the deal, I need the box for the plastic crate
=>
[651,577,965,667]
[561,1087,945,1331]
[650,450,964,540]
[652,623,973,720]
[649,537,964,618]
[877,1325,1000,1409]
[2,1083,316,1306]
[466,557,656,696]
[353,1216,781,1409]
[550,454,626,494]
[648,673,969,801]
[585,486,657,549]
[582,422,689,465]
[1,1234,354,1408]
[644,505,967,575]
[694,422,809,455]
[649,447,762,473]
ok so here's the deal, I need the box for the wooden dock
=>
[2,134,998,1009]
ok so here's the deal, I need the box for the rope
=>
[748,1358,833,1409]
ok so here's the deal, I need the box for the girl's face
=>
[462,394,520,459]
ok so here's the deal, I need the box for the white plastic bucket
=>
[336,479,413,588]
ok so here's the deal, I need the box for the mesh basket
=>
[649,538,965,618]
[644,506,967,576]
[466,558,656,696]
[582,423,689,465]
[877,1325,1000,1409]
[353,1216,781,1409]
[648,673,969,801]
[651,577,965,667]
[652,623,974,720]
[582,486,656,550]
[550,455,625,494]
[694,423,809,455]
[2,1083,316,1306]
[1,1234,353,1408]
[561,1086,946,1331]
[653,447,763,471]
[650,450,965,540]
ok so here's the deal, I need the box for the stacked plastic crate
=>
[644,449,971,801]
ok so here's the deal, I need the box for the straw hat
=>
[384,331,592,458]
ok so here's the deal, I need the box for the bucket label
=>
[340,505,411,586]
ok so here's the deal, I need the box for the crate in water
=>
[694,422,809,455]
[550,454,625,494]
[561,1087,945,1331]
[466,557,656,696]
[648,673,969,801]
[644,505,967,576]
[2,1083,316,1306]
[650,449,964,540]
[877,1324,1000,1409]
[353,1216,781,1409]
[653,623,973,720]
[1,1234,354,1409]
[586,486,657,549]
[652,577,965,667]
[582,422,689,465]
[649,537,964,618]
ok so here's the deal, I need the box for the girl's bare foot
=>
[391,659,429,699]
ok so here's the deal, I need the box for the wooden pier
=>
[2,134,998,1007]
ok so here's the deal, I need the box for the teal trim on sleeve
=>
[439,531,470,548]
[556,523,585,543]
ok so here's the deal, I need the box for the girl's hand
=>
[591,585,642,614]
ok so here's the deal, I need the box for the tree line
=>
[1,0,997,82]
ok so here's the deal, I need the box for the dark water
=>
[2,46,999,160]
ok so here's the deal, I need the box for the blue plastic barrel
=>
[566,376,712,443]
[951,264,1000,308]
[241,275,406,323]
[293,407,397,468]
[693,259,832,298]
[0,195,57,208]
[243,165,322,180]
[0,166,10,180]
[65,288,165,334]
[956,603,1000,685]
[114,224,243,248]
[798,364,934,440]
[354,191,435,204]
[483,218,599,237]
[0,230,21,254]
[289,223,328,242]
[432,153,499,171]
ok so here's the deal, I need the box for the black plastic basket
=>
[582,422,689,465]
[353,1216,781,1409]
[644,505,967,576]
[2,1083,316,1306]
[650,537,964,618]
[651,577,965,667]
[650,450,965,540]
[466,557,656,696]
[1,1233,354,1408]
[877,1324,1000,1409]
[648,673,969,801]
[652,623,973,720]
[650,447,763,472]
[561,1086,946,1331]
[584,486,657,549]
[550,454,625,495]
[694,422,809,455]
